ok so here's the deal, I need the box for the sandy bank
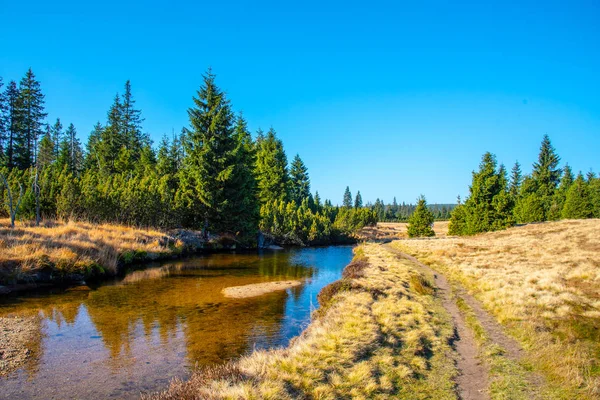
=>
[0,315,41,376]
[222,280,301,298]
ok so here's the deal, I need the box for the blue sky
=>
[1,0,599,204]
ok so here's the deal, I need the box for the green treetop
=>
[176,69,238,233]
[407,195,435,237]
[343,186,352,208]
[289,154,310,204]
[561,173,593,219]
[255,127,289,204]
[354,190,363,208]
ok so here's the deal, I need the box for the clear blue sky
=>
[2,0,599,204]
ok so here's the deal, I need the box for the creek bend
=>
[0,246,353,399]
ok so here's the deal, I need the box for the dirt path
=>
[383,244,490,400]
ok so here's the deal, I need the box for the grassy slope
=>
[0,219,183,283]
[144,244,460,400]
[395,219,600,399]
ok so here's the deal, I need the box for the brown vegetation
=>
[0,218,175,283]
[395,219,600,399]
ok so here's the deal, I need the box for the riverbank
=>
[0,219,360,292]
[144,244,460,399]
[0,219,237,290]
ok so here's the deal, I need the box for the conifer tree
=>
[561,173,593,219]
[121,80,147,163]
[50,118,63,158]
[98,94,124,173]
[314,191,322,209]
[37,127,55,169]
[532,135,561,219]
[354,190,363,208]
[407,195,435,237]
[156,135,176,176]
[227,112,260,239]
[289,154,310,204]
[176,69,239,234]
[3,81,20,168]
[84,122,104,171]
[449,152,514,235]
[15,69,47,169]
[548,164,574,220]
[255,127,289,204]
[0,77,6,164]
[588,176,600,218]
[343,186,352,208]
[509,161,522,199]
[57,123,83,175]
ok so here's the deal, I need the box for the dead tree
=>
[0,172,24,228]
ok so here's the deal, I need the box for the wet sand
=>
[222,280,302,298]
[0,316,40,376]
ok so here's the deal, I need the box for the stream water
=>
[0,246,353,399]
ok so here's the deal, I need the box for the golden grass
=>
[394,219,600,399]
[0,218,173,280]
[145,244,459,400]
[360,221,449,241]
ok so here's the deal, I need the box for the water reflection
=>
[0,246,352,399]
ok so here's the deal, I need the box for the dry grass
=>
[394,219,600,399]
[0,218,174,281]
[144,244,459,400]
[360,221,449,241]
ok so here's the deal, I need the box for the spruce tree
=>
[255,127,289,204]
[101,94,125,173]
[227,112,260,239]
[176,69,239,234]
[4,81,20,168]
[531,134,561,219]
[509,161,522,199]
[15,69,47,169]
[588,176,600,218]
[548,164,574,220]
[354,190,363,208]
[289,154,310,204]
[407,195,435,237]
[561,173,593,219]
[37,127,55,169]
[121,80,147,163]
[50,118,63,158]
[0,77,6,164]
[314,191,322,209]
[84,122,104,171]
[57,123,83,175]
[449,152,514,235]
[343,186,352,208]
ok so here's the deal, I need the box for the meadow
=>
[395,219,600,399]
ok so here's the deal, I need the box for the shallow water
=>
[0,246,353,399]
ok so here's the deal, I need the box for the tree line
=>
[448,135,600,236]
[0,68,377,245]
[339,185,454,222]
